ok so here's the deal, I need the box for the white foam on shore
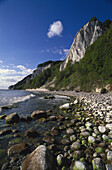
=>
[0,94,35,107]
[54,95,70,99]
[10,94,35,104]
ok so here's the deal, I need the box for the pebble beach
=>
[0,90,112,169]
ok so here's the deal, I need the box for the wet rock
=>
[21,145,56,170]
[0,115,6,119]
[98,126,107,133]
[12,166,18,170]
[10,156,19,163]
[57,115,65,121]
[95,147,104,154]
[12,129,19,133]
[0,129,11,136]
[1,105,18,110]
[44,95,55,99]
[92,157,105,170]
[88,136,95,144]
[42,136,55,144]
[31,110,47,120]
[71,161,87,170]
[59,125,66,130]
[21,116,32,122]
[51,129,59,136]
[72,150,82,160]
[85,122,93,128]
[102,134,109,142]
[5,113,20,124]
[81,131,90,137]
[70,135,77,142]
[66,128,74,135]
[105,164,112,170]
[59,103,70,110]
[106,124,112,131]
[71,141,81,151]
[1,162,9,170]
[48,116,57,121]
[8,142,29,156]
[61,139,70,145]
[74,99,79,104]
[25,129,38,138]
[107,151,112,162]
[57,154,64,166]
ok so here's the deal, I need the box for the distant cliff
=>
[60,17,103,71]
[9,60,62,90]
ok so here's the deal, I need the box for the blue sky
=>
[0,0,112,89]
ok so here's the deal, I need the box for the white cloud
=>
[47,21,63,38]
[0,68,16,75]
[0,64,33,89]
[0,60,3,63]
[63,49,69,56]
[17,65,26,70]
[0,75,24,89]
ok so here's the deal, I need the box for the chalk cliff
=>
[60,18,103,71]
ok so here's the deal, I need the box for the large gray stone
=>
[21,145,56,170]
[92,157,105,170]
[59,103,70,109]
[5,113,20,124]
[71,161,87,170]
[31,110,47,120]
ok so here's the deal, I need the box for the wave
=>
[9,94,35,104]
[0,94,35,108]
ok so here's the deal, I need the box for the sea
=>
[0,89,70,168]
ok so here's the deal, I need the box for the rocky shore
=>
[0,91,112,169]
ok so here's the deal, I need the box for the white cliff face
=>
[60,20,103,71]
[31,64,51,79]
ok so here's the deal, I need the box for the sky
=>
[0,0,112,89]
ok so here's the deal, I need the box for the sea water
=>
[0,89,70,168]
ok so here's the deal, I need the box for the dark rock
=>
[1,105,19,110]
[42,136,55,144]
[31,110,47,120]
[12,129,19,133]
[0,115,6,119]
[12,166,18,170]
[71,141,81,151]
[100,88,108,94]
[66,128,74,135]
[51,129,59,136]
[61,139,70,145]
[92,157,105,170]
[25,129,38,138]
[21,116,32,122]
[5,113,20,124]
[21,145,56,170]
[59,125,66,130]
[0,129,12,136]
[8,142,29,156]
[1,162,9,170]
[44,95,55,99]
[48,116,57,121]
[57,115,65,121]
[72,150,83,160]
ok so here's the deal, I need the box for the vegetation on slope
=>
[55,23,112,91]
[10,60,62,90]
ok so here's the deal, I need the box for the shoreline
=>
[0,89,112,169]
